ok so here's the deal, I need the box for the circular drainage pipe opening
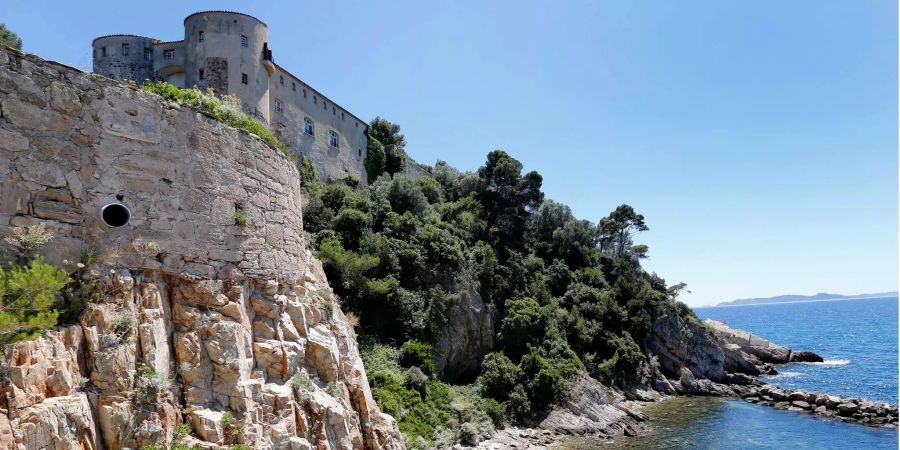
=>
[100,203,131,228]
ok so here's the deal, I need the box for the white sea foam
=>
[772,371,802,378]
[802,359,850,366]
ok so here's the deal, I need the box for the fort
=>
[92,11,369,184]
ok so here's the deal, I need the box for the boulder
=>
[791,401,811,409]
[789,350,824,363]
[837,403,860,416]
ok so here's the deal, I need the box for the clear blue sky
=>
[4,1,896,306]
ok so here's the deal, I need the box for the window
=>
[332,106,336,115]
[274,99,283,113]
[101,47,107,57]
[199,69,205,80]
[313,96,317,104]
[323,101,327,110]
[303,89,307,98]
[304,117,314,136]
[279,75,284,85]
[164,49,175,60]
[143,48,152,61]
[121,43,130,56]
[241,35,248,47]
[292,82,296,92]
[241,73,248,84]
[198,31,204,42]
[328,130,339,148]
[341,112,345,120]
[358,148,362,157]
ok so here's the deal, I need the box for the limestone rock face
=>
[642,309,726,382]
[703,319,793,364]
[0,48,403,450]
[433,288,495,382]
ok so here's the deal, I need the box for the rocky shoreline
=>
[475,317,896,449]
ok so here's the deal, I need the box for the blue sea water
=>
[610,296,899,449]
[695,296,898,404]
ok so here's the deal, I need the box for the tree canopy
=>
[304,147,695,448]
[0,23,22,50]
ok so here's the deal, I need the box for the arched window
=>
[328,130,339,148]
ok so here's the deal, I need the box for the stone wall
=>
[0,47,404,450]
[270,66,369,184]
[1,46,306,280]
[92,35,157,83]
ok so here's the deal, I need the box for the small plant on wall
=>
[233,210,249,228]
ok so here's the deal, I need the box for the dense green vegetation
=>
[305,118,697,447]
[0,224,69,344]
[0,24,22,50]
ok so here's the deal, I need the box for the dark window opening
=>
[198,31,204,42]
[101,47,107,57]
[101,203,131,228]
[292,82,296,91]
[199,69,205,80]
[143,48,152,61]
[121,43,130,56]
[241,35,248,47]
[241,73,248,84]
[279,75,284,85]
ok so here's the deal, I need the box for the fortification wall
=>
[90,11,372,183]
[92,35,157,82]
[0,47,403,450]
[269,66,369,183]
[1,46,306,280]
[184,11,271,123]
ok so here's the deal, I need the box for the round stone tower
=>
[183,11,271,124]
[92,35,157,83]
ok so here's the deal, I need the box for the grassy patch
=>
[139,81,293,162]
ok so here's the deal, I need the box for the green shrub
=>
[364,138,386,181]
[519,350,567,409]
[134,365,172,402]
[505,384,531,422]
[173,423,192,439]
[399,340,435,376]
[478,352,520,401]
[500,298,549,359]
[0,258,68,343]
[479,397,505,427]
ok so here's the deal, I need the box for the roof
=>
[184,11,267,27]
[153,40,185,45]
[273,62,369,128]
[92,34,159,45]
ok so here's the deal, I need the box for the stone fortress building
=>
[92,11,369,183]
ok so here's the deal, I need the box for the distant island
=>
[715,291,899,307]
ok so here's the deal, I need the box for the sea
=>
[610,295,899,449]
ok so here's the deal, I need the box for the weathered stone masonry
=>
[92,11,370,184]
[0,47,404,450]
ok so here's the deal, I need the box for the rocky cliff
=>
[0,46,403,449]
